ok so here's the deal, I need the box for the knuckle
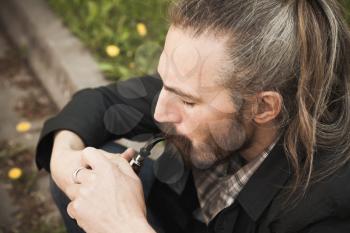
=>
[67,202,77,219]
[82,147,97,157]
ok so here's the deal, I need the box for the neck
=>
[239,124,279,162]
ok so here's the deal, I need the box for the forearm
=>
[36,76,162,172]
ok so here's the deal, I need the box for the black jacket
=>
[36,75,350,233]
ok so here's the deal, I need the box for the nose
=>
[154,89,181,124]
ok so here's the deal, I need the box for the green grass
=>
[48,0,170,81]
[48,0,350,81]
[342,0,350,24]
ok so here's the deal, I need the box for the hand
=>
[66,147,155,233]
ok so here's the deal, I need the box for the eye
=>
[182,100,195,107]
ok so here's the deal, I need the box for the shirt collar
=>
[192,136,280,224]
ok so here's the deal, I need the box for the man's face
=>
[154,26,248,169]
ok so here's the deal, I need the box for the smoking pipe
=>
[129,135,166,174]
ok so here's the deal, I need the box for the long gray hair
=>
[169,0,350,194]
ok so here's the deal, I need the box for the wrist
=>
[53,130,85,151]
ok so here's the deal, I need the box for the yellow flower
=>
[106,45,120,57]
[129,62,135,69]
[136,23,147,37]
[16,121,31,133]
[8,167,23,180]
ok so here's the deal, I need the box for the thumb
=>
[99,148,139,179]
[98,148,136,162]
[120,148,136,162]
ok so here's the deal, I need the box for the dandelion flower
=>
[8,167,22,180]
[136,23,147,37]
[16,121,31,133]
[106,45,120,57]
[129,62,135,69]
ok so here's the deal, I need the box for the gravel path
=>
[0,29,65,233]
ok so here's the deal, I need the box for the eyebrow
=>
[163,84,202,102]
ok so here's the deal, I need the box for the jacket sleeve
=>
[35,75,162,172]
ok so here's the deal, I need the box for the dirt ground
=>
[0,28,66,233]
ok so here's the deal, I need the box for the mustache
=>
[158,123,187,140]
[158,123,192,161]
[159,123,177,136]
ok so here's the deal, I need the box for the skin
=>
[51,26,282,233]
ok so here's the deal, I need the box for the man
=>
[36,0,350,232]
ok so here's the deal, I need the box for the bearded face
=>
[159,113,248,169]
[154,26,253,170]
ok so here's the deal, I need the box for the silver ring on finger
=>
[72,167,85,184]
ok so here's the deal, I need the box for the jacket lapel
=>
[236,139,292,221]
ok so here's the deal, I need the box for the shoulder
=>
[266,156,350,232]
[288,151,350,214]
[99,74,162,96]
[308,152,350,209]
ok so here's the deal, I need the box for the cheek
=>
[210,118,231,133]
[178,111,203,138]
[206,89,236,114]
[177,107,206,137]
[179,106,223,139]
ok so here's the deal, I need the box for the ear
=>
[253,91,282,124]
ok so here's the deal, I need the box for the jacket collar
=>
[236,138,292,221]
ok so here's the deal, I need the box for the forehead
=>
[158,26,230,94]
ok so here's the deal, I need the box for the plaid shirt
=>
[192,141,278,224]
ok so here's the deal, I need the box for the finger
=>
[98,150,122,162]
[85,148,137,178]
[81,147,109,172]
[99,149,138,178]
[114,155,140,179]
[76,168,96,184]
[99,148,136,163]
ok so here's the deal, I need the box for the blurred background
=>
[48,0,170,81]
[0,0,349,232]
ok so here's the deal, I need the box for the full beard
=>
[159,116,247,170]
